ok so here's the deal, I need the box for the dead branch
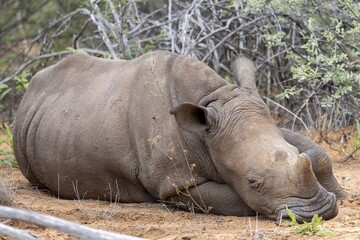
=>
[263,96,310,132]
[1,0,359,127]
[73,19,92,49]
[338,145,360,163]
[0,205,143,240]
[0,223,39,240]
[89,0,119,59]
[201,15,269,61]
[0,50,71,84]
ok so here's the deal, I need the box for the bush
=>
[0,0,359,129]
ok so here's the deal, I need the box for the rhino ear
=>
[171,103,214,133]
[231,56,257,92]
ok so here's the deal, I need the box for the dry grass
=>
[72,181,119,220]
[0,173,16,206]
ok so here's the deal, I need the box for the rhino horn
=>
[295,153,317,188]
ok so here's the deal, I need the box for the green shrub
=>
[0,70,30,111]
[238,0,360,129]
[0,123,18,169]
[352,120,360,156]
[283,207,335,236]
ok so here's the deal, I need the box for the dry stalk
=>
[338,145,360,163]
[72,181,119,220]
[263,96,309,132]
[0,173,16,206]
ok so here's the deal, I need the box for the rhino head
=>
[171,57,338,222]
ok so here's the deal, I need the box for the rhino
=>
[14,51,345,222]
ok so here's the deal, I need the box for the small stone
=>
[342,176,350,181]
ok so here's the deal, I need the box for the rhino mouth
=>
[275,188,338,223]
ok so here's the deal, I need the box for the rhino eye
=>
[247,177,263,190]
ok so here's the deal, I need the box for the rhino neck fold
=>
[198,85,238,107]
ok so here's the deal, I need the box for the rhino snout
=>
[276,188,338,223]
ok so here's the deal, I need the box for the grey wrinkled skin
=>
[14,51,343,222]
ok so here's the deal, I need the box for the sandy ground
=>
[0,128,359,240]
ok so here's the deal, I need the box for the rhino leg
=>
[168,181,255,216]
[280,128,347,199]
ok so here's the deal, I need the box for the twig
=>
[89,0,119,59]
[201,15,269,61]
[338,145,360,163]
[73,19,92,49]
[128,8,166,36]
[168,0,175,52]
[263,96,310,132]
[1,8,91,78]
[0,50,71,84]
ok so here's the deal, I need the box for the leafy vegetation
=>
[0,123,18,168]
[13,71,30,92]
[0,0,359,130]
[0,83,11,109]
[0,70,30,112]
[352,120,360,157]
[283,207,335,236]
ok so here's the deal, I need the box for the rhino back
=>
[14,51,226,201]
